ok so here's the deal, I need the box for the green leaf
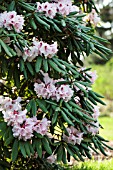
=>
[0,122,7,132]
[57,145,63,162]
[42,137,52,155]
[7,46,16,56]
[5,136,14,146]
[19,141,26,158]
[45,100,57,106]
[0,160,10,168]
[20,59,25,72]
[64,102,72,112]
[13,67,20,89]
[7,1,15,11]
[12,139,19,162]
[36,99,48,113]
[30,99,37,116]
[3,126,10,140]
[35,56,42,73]
[18,1,34,11]
[43,58,48,72]
[61,20,66,27]
[61,110,74,126]
[0,39,12,57]
[29,143,34,154]
[24,142,31,157]
[35,139,42,158]
[34,14,50,29]
[52,111,58,125]
[30,18,37,30]
[35,132,43,138]
[26,62,34,76]
[48,59,64,74]
[52,58,65,70]
[26,102,31,112]
[63,107,80,123]
[62,147,67,164]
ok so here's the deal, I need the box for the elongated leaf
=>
[0,39,12,57]
[30,99,37,116]
[12,139,19,162]
[42,137,52,155]
[35,139,42,158]
[36,99,48,113]
[24,142,31,157]
[26,62,34,76]
[35,56,42,73]
[52,111,58,125]
[57,145,63,162]
[19,141,26,158]
[43,58,48,72]
[5,136,14,146]
[61,110,74,126]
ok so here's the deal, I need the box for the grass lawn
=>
[67,159,113,170]
[99,116,113,141]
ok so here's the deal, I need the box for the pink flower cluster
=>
[87,70,98,84]
[47,154,56,164]
[79,68,98,84]
[0,11,24,32]
[12,117,51,141]
[63,126,84,145]
[85,106,100,135]
[0,96,51,141]
[34,73,74,102]
[36,0,79,19]
[22,38,58,62]
[86,121,99,135]
[84,9,100,26]
[92,106,100,120]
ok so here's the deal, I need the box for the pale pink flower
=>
[0,97,14,111]
[34,83,49,99]
[86,121,99,135]
[36,2,57,19]
[84,9,100,26]
[56,84,74,102]
[22,39,58,61]
[92,106,100,119]
[63,126,83,145]
[33,118,51,136]
[0,11,24,32]
[47,154,56,164]
[23,46,37,62]
[87,70,98,84]
[36,1,79,18]
[3,109,27,126]
[12,118,35,141]
[34,74,73,102]
[3,98,22,112]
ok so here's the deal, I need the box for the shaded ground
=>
[93,141,113,160]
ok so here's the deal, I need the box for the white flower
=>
[63,126,84,145]
[34,74,74,102]
[47,154,56,164]
[86,121,99,135]
[0,11,24,32]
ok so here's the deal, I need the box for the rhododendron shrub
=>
[0,0,112,169]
